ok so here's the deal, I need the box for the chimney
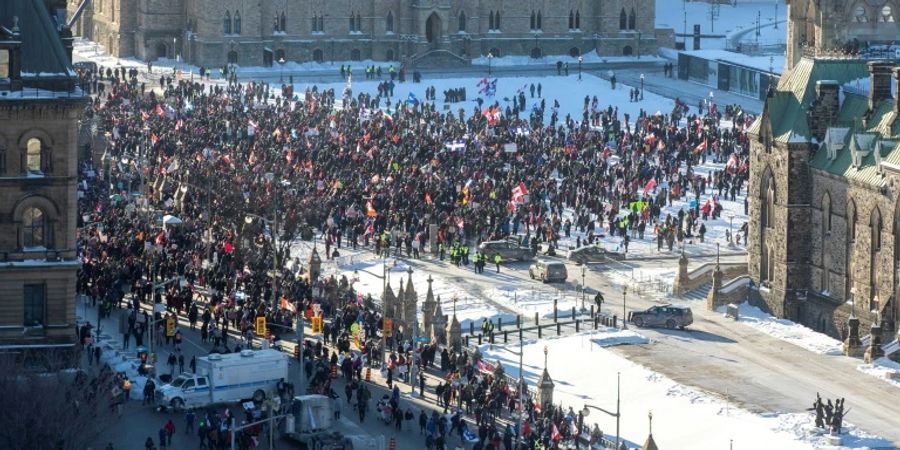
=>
[868,61,893,111]
[809,80,840,141]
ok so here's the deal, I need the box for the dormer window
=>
[0,48,9,78]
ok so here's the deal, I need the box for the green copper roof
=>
[0,0,75,81]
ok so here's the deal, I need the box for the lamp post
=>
[487,52,494,76]
[622,286,628,330]
[581,371,621,449]
[578,55,583,80]
[407,266,417,396]
[265,172,280,307]
[494,341,524,448]
[774,0,779,29]
[581,265,586,310]
[726,211,735,245]
[278,56,286,83]
[640,73,645,100]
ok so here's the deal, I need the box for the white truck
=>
[156,349,288,410]
[283,394,383,450]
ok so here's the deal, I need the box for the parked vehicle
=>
[283,394,382,449]
[155,349,288,410]
[629,305,693,329]
[568,245,624,264]
[529,260,568,283]
[478,239,535,261]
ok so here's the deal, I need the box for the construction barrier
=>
[365,367,371,382]
[389,437,396,450]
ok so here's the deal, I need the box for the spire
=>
[406,267,416,300]
[641,410,659,450]
[425,274,435,304]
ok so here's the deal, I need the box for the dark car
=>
[478,240,535,262]
[567,245,624,264]
[629,304,693,329]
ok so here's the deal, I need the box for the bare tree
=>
[0,352,113,450]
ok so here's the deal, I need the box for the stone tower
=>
[448,312,462,353]
[308,245,322,282]
[432,298,447,346]
[786,0,900,71]
[421,275,437,337]
[0,0,89,361]
[396,278,406,321]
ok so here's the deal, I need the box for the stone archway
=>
[425,12,442,46]
[155,42,167,59]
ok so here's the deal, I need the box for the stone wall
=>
[674,260,746,295]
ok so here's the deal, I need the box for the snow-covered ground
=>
[715,302,844,355]
[481,332,892,450]
[656,0,786,50]
[469,53,664,67]
[292,72,675,127]
[857,357,900,389]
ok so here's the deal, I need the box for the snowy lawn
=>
[716,302,844,356]
[481,332,891,450]
[656,0,786,50]
[857,357,900,390]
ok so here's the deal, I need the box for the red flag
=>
[424,192,433,205]
[643,179,657,195]
[551,423,561,442]
[279,297,297,313]
[150,133,159,146]
[155,104,165,118]
[693,139,707,154]
[141,111,150,121]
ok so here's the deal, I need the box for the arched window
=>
[575,10,580,29]
[871,208,883,312]
[849,204,857,242]
[312,48,324,62]
[871,208,882,252]
[495,11,500,29]
[349,13,355,31]
[356,14,361,32]
[23,207,45,248]
[311,15,318,32]
[26,137,42,173]
[280,12,286,32]
[386,49,395,61]
[227,50,238,64]
[880,5,894,22]
[629,8,636,30]
[569,10,574,30]
[822,193,832,233]
[620,8,627,30]
[386,11,394,32]
[458,11,466,32]
[530,11,535,30]
[762,176,776,229]
[489,11,494,30]
[537,11,542,30]
[224,11,232,34]
[855,5,869,22]
[234,11,241,34]
[318,16,324,32]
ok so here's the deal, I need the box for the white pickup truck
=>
[156,349,288,410]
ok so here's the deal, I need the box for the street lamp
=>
[622,286,628,330]
[487,52,494,76]
[640,73,645,100]
[493,341,525,448]
[407,266,418,396]
[264,172,280,307]
[578,55,583,80]
[726,211,735,246]
[581,265,587,310]
[581,371,622,449]
[278,56,286,83]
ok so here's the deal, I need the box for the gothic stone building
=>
[0,0,87,361]
[748,0,900,341]
[67,0,663,68]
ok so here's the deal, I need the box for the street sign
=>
[255,316,266,336]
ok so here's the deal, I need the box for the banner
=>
[383,319,393,337]
[255,316,266,336]
[311,316,323,334]
[166,317,176,337]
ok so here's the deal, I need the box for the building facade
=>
[0,0,87,362]
[67,0,663,68]
[786,0,900,71]
[748,0,900,342]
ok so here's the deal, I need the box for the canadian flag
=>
[154,104,166,118]
[511,182,528,204]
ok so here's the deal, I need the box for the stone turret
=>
[396,278,405,321]
[673,249,689,295]
[404,272,418,330]
[844,315,864,358]
[864,324,884,363]
[432,298,448,346]
[448,313,462,353]
[536,347,554,409]
[421,275,437,337]
[383,281,396,320]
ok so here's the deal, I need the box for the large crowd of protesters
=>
[73,62,753,450]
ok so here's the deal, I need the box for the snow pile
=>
[715,302,844,356]
[857,358,900,389]
[480,333,891,450]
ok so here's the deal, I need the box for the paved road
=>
[396,252,900,446]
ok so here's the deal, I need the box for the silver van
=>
[529,260,568,283]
